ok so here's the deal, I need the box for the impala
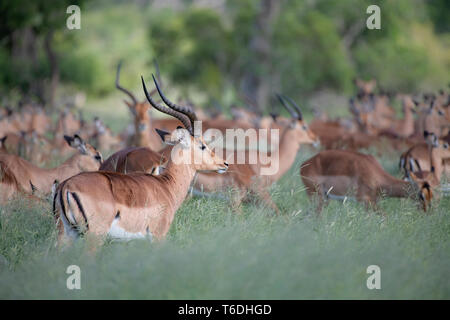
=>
[379,95,415,138]
[92,117,123,152]
[52,75,228,246]
[354,78,377,98]
[0,135,102,203]
[401,131,450,183]
[116,61,181,150]
[301,149,434,212]
[53,109,84,156]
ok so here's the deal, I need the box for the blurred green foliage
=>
[0,0,448,109]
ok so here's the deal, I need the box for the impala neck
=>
[430,147,443,182]
[269,127,300,182]
[33,155,85,192]
[380,175,411,198]
[403,105,414,131]
[159,148,197,209]
[135,121,163,151]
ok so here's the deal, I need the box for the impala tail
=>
[54,182,89,240]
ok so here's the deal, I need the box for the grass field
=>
[0,146,449,299]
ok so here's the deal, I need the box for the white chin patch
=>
[217,168,227,174]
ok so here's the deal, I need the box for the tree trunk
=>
[241,0,280,113]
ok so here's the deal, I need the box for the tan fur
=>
[0,136,102,203]
[301,150,433,213]
[194,119,319,214]
[100,146,169,174]
[53,127,228,246]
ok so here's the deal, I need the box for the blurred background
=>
[0,0,449,129]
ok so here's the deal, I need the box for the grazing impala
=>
[301,149,435,212]
[0,135,102,203]
[52,75,228,246]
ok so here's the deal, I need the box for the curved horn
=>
[281,94,303,120]
[141,76,193,134]
[116,61,138,106]
[152,74,198,125]
[276,94,297,119]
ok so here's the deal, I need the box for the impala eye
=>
[200,144,206,150]
[438,110,444,116]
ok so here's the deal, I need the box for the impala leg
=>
[303,180,325,216]
[55,218,77,250]
[230,188,246,214]
[254,186,280,215]
[357,188,380,214]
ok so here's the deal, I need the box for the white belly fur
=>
[108,217,152,241]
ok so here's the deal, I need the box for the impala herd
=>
[0,63,449,247]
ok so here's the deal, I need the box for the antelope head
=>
[408,171,434,212]
[354,78,377,97]
[276,94,320,148]
[142,75,228,174]
[64,134,103,170]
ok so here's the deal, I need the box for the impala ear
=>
[269,113,278,121]
[64,135,74,146]
[155,128,171,144]
[65,134,87,154]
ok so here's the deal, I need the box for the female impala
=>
[0,135,102,203]
[53,75,228,245]
[301,150,434,212]
[399,131,450,179]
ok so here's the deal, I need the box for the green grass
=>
[0,149,449,299]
